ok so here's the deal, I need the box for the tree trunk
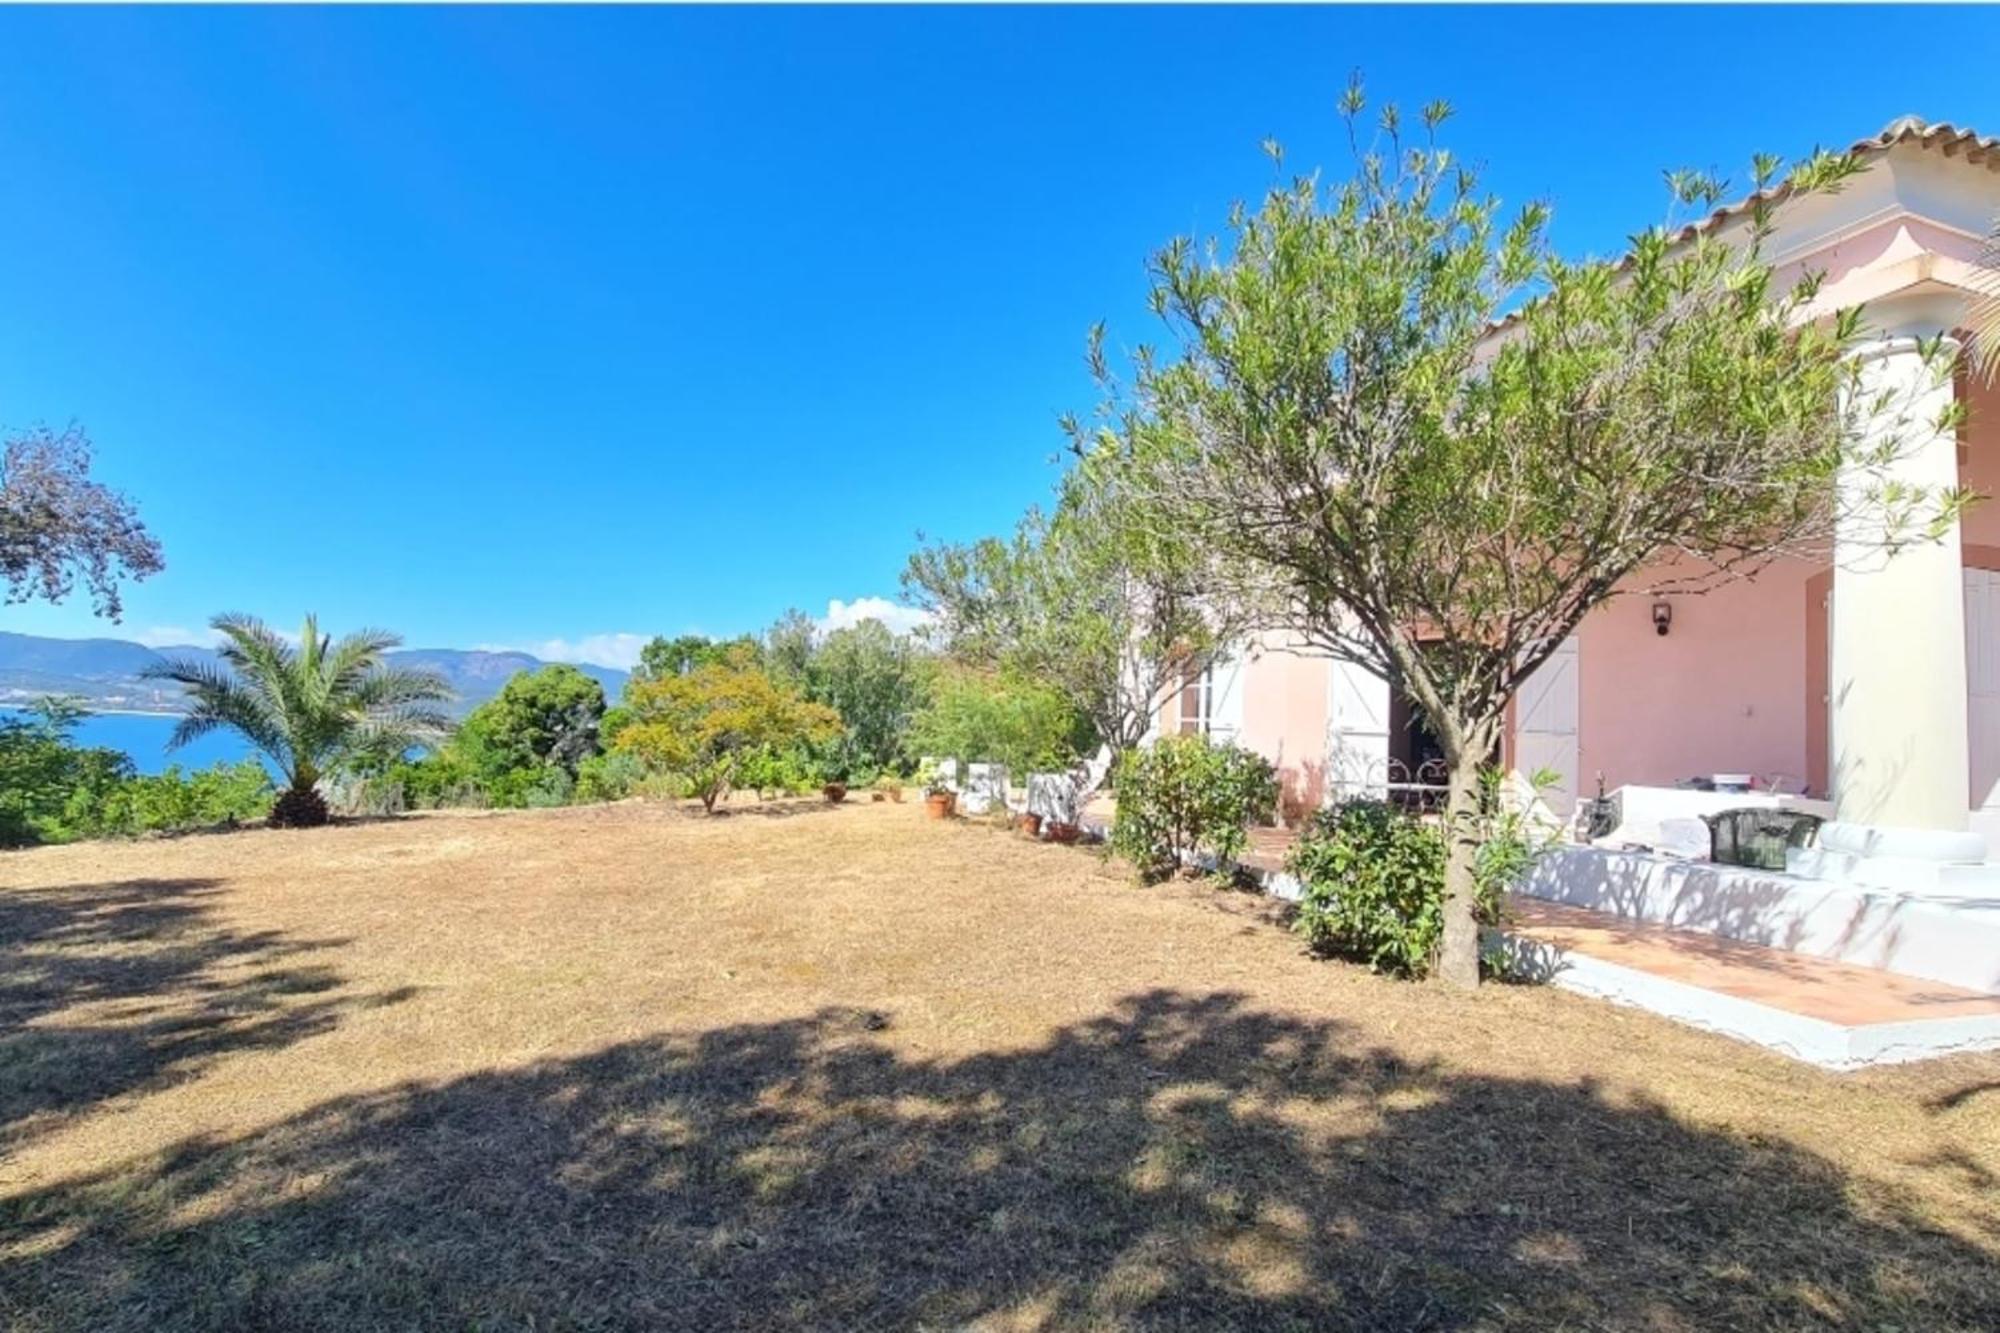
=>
[1435,744,1485,989]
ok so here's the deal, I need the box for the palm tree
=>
[145,613,455,827]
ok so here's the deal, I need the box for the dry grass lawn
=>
[2,798,1997,1331]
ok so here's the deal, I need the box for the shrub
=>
[374,751,486,811]
[1110,735,1278,880]
[738,744,817,799]
[70,760,275,838]
[1288,784,1543,979]
[0,701,130,845]
[575,750,647,803]
[0,701,271,843]
[907,667,1090,777]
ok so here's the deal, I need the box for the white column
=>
[1830,330,1967,830]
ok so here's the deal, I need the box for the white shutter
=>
[1965,570,2000,810]
[1327,660,1391,801]
[1514,636,1580,820]
[1207,652,1246,742]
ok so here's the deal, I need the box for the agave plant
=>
[145,613,455,827]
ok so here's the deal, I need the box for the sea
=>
[1,706,260,776]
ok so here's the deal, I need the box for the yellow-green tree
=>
[613,660,840,812]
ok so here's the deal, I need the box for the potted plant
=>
[1044,820,1082,845]
[821,751,852,804]
[921,764,957,820]
[1015,811,1043,838]
[874,774,905,804]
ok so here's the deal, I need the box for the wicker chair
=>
[1702,808,1824,872]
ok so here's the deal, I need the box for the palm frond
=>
[1971,217,2000,380]
[149,653,297,779]
[323,629,405,697]
[141,612,453,794]
[348,664,456,712]
[351,704,454,752]
[211,613,304,745]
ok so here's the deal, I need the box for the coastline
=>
[0,703,185,718]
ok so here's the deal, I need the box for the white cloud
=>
[819,596,933,638]
[477,632,651,672]
[132,625,223,649]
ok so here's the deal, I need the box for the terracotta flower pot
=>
[924,791,956,820]
[822,782,847,804]
[1045,821,1081,845]
[1015,813,1043,839]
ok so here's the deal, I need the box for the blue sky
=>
[5,6,1999,667]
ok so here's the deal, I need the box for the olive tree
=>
[1100,88,1962,986]
[904,458,1245,791]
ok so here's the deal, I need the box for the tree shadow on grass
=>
[0,878,396,1153]
[3,989,1995,1331]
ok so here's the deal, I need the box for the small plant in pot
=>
[1015,811,1043,838]
[921,764,957,820]
[1044,820,1082,845]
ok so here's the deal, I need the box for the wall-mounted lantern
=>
[1652,601,1673,637]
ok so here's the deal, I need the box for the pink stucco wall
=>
[1157,633,1334,823]
[1169,335,2000,814]
[1235,634,1331,820]
[1573,561,1819,794]
[1958,371,2000,549]
[1570,333,2000,799]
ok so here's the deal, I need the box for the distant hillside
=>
[0,631,628,716]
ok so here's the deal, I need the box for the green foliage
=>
[802,619,927,780]
[598,704,635,747]
[904,460,1225,757]
[762,609,817,689]
[145,613,453,825]
[460,665,606,779]
[614,659,842,812]
[630,634,761,689]
[1288,788,1542,980]
[349,665,611,813]
[0,697,272,844]
[907,667,1088,777]
[1086,84,1935,984]
[574,750,648,803]
[1109,735,1277,880]
[736,744,819,799]
[0,699,131,844]
[73,760,274,838]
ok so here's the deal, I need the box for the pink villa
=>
[1150,118,2000,1065]
[1165,117,2000,847]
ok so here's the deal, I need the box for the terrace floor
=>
[1228,820,2000,1067]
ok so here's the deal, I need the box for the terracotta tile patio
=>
[1226,820,2000,1032]
[1508,899,2000,1026]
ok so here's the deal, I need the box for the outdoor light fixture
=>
[1652,601,1673,637]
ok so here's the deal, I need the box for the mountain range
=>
[0,631,628,717]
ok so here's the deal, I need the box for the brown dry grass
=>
[1,798,1997,1331]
